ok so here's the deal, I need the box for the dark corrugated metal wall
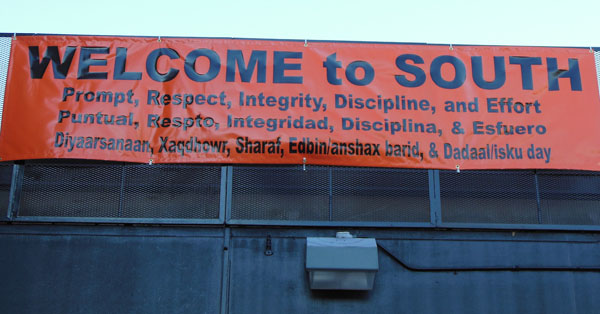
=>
[2,224,599,314]
[0,226,224,314]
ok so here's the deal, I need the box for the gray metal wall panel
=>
[228,236,311,313]
[228,230,600,314]
[0,225,224,314]
[378,239,600,269]
[1,225,600,314]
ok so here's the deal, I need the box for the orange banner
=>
[1,35,600,170]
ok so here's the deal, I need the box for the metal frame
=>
[6,163,22,220]
[3,33,599,50]
[1,33,599,231]
[226,219,434,228]
[226,165,433,228]
[428,169,442,226]
[7,163,226,225]
[2,162,600,231]
[432,169,600,231]
[220,227,231,314]
[436,222,600,232]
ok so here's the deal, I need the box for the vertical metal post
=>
[219,166,228,224]
[118,164,126,218]
[220,227,231,314]
[328,166,333,221]
[7,163,24,219]
[224,166,233,223]
[428,169,442,226]
[534,170,543,224]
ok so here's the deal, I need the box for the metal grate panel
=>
[440,170,538,224]
[121,164,221,219]
[18,161,222,220]
[0,163,12,215]
[331,167,430,222]
[0,36,11,134]
[538,170,600,225]
[20,162,122,217]
[231,165,330,221]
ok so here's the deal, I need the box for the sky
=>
[1,0,599,47]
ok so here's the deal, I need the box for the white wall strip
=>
[595,51,600,100]
[0,36,12,135]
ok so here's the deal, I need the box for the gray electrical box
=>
[306,236,379,290]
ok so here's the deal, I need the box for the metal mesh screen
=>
[121,164,221,219]
[231,165,430,223]
[13,160,600,228]
[18,161,222,220]
[0,163,13,215]
[538,170,600,225]
[331,167,430,222]
[20,162,123,217]
[440,170,539,224]
[0,36,11,133]
[231,165,330,221]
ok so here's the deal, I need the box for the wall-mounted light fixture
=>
[306,232,378,290]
